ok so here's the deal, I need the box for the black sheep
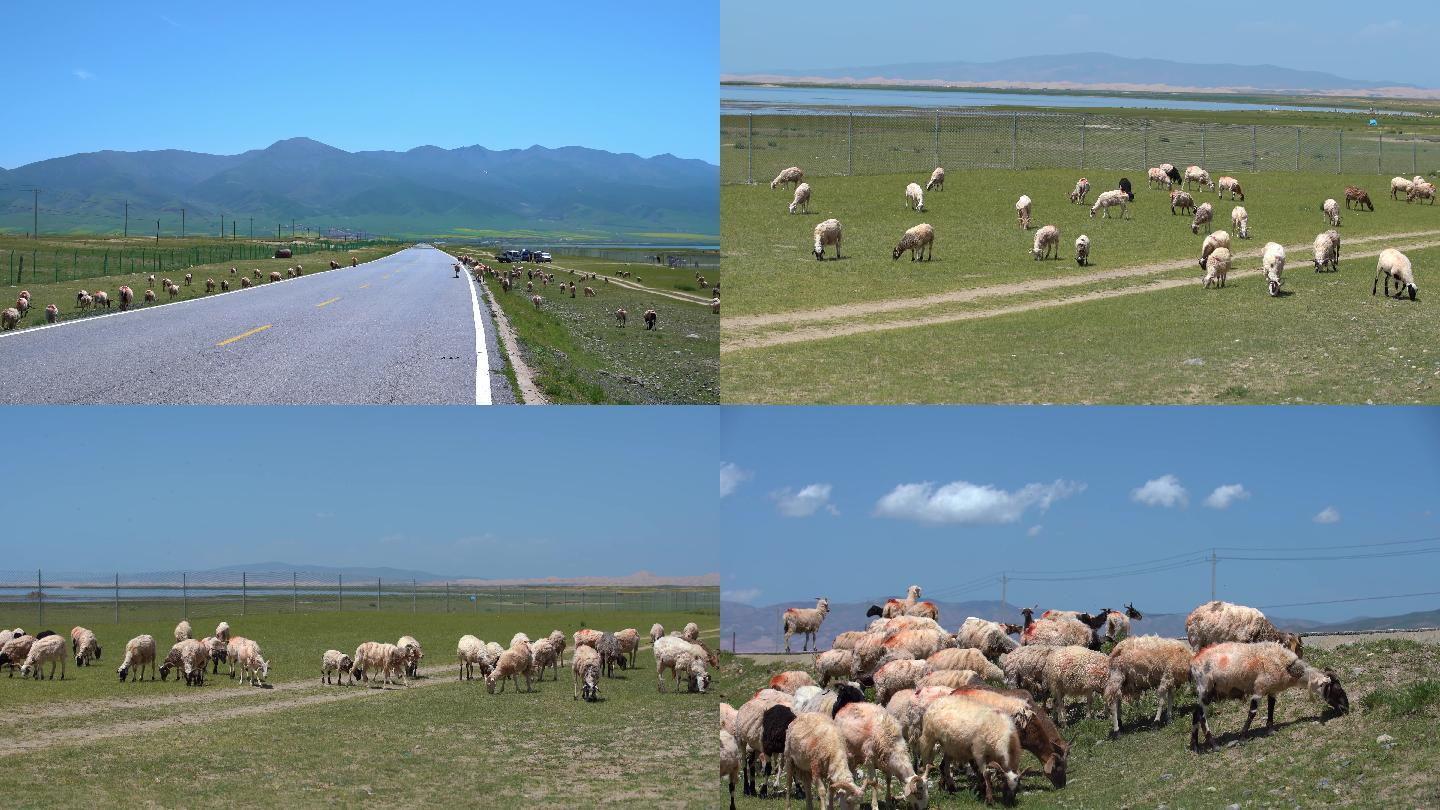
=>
[756,704,799,798]
[830,681,867,717]
[1165,165,1183,185]
[1118,177,1135,201]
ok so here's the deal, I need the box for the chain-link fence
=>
[721,106,1440,184]
[0,569,718,627]
[2,239,398,287]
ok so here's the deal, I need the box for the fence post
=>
[934,109,940,169]
[293,572,298,613]
[242,572,247,615]
[446,582,450,613]
[746,114,753,185]
[1011,112,1018,169]
[37,569,42,626]
[1143,122,1148,169]
[1296,128,1301,171]
[1338,129,1343,174]
[338,574,343,612]
[1079,116,1086,169]
[115,573,120,623]
[377,578,381,611]
[1200,125,1206,163]
[847,112,853,176]
[1415,141,1419,175]
[1378,130,1383,174]
[412,579,417,614]
[1252,125,1258,171]
[183,572,188,618]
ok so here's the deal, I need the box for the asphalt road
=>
[0,245,514,404]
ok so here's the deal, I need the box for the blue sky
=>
[720,407,1440,623]
[721,0,1440,87]
[1,407,717,578]
[0,2,717,169]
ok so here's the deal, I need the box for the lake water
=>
[722,84,1405,116]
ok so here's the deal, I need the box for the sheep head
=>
[581,664,600,701]
[1124,603,1143,620]
[1318,669,1349,714]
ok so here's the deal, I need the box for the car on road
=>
[497,249,522,263]
[535,251,552,263]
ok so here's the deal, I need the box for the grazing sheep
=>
[770,670,818,695]
[240,277,252,288]
[1001,643,1058,697]
[547,629,566,667]
[1118,177,1134,200]
[71,627,100,667]
[1069,177,1090,204]
[1199,230,1231,270]
[815,648,859,687]
[1031,224,1060,260]
[874,658,931,706]
[1323,198,1341,227]
[832,631,868,651]
[397,635,423,678]
[643,308,657,330]
[1344,185,1373,211]
[783,597,830,653]
[654,635,713,692]
[0,634,36,676]
[166,283,179,299]
[214,622,231,642]
[1184,165,1213,191]
[0,308,19,330]
[44,304,58,323]
[1312,229,1341,273]
[1262,242,1286,297]
[1041,646,1109,726]
[712,296,721,314]
[918,695,1022,805]
[1190,641,1348,751]
[229,637,270,686]
[789,183,812,214]
[93,290,110,310]
[782,713,867,810]
[183,273,193,286]
[736,689,797,796]
[574,628,602,650]
[144,288,157,304]
[883,628,956,660]
[615,307,627,326]
[596,632,624,678]
[201,636,227,674]
[1147,167,1172,190]
[1217,176,1244,200]
[1015,195,1033,230]
[205,278,216,293]
[268,271,282,283]
[457,635,488,681]
[956,617,1020,662]
[530,294,543,309]
[1230,205,1249,239]
[892,223,934,262]
[1375,247,1419,301]
[573,644,602,701]
[529,637,561,681]
[1185,600,1302,654]
[904,182,925,212]
[771,166,804,191]
[117,634,158,682]
[1074,234,1090,267]
[1202,247,1232,289]
[159,639,209,686]
[928,648,1003,681]
[834,699,928,810]
[951,684,1070,788]
[650,623,665,645]
[1105,635,1192,738]
[1020,607,1097,649]
[813,219,843,260]
[486,645,532,693]
[1090,188,1129,219]
[1391,176,1415,199]
[1191,202,1213,234]
[722,728,742,810]
[1161,163,1182,186]
[253,268,263,279]
[19,634,67,680]
[175,621,192,642]
[117,286,133,310]
[1170,190,1196,215]
[917,669,982,691]
[1408,181,1436,204]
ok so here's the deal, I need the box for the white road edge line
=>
[462,256,492,406]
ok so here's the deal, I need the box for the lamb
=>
[175,620,192,642]
[159,638,209,685]
[71,626,100,667]
[318,649,354,685]
[1344,185,1374,211]
[781,713,867,810]
[783,597,830,653]
[927,648,1003,682]
[485,645,532,693]
[1170,190,1196,215]
[205,279,216,293]
[1312,229,1341,273]
[918,695,1022,805]
[1230,205,1249,239]
[771,166,804,191]
[1015,195,1032,230]
[457,635,488,680]
[834,699,928,810]
[789,182,812,214]
[1147,167,1172,190]
[573,644,602,701]
[2,307,23,330]
[1408,181,1436,205]
[1104,634,1192,737]
[1190,641,1349,751]
[397,635,423,678]
[1184,165,1213,191]
[770,670,818,694]
[950,684,1070,788]
[1031,224,1060,260]
[722,728,742,810]
[956,617,1019,662]
[1191,202,1213,234]
[815,649,859,686]
[117,634,158,682]
[1262,242,1286,297]
[229,637,270,686]
[873,658,931,705]
[93,290,110,310]
[530,636,561,681]
[1323,198,1341,227]
[1074,234,1090,267]
[1199,230,1231,270]
[892,223,934,261]
[1185,600,1302,654]
[813,219,842,261]
[904,182,924,212]
[45,304,58,323]
[1089,188,1128,219]
[19,634,67,680]
[1374,247,1419,300]
[1391,176,1414,199]
[1069,177,1090,204]
[1217,176,1244,200]
[1041,645,1109,726]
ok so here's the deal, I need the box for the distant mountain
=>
[208,562,445,581]
[727,53,1428,96]
[0,138,718,240]
[205,563,718,587]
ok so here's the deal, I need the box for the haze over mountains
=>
[85,562,718,586]
[0,138,719,241]
[725,52,1433,98]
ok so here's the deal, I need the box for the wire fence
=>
[0,569,719,627]
[721,106,1440,185]
[2,239,398,287]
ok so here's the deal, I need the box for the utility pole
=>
[155,219,160,242]
[123,200,129,238]
[1000,573,1008,610]
[249,217,253,239]
[232,221,236,240]
[1210,549,1218,600]
[181,208,186,238]
[32,189,39,239]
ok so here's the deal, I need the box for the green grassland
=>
[720,639,1440,809]
[450,248,719,404]
[720,169,1440,404]
[0,601,719,805]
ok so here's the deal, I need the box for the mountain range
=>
[0,138,719,241]
[722,598,1438,652]
[725,53,1432,97]
[205,563,717,587]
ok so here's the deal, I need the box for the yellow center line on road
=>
[315,297,340,308]
[216,324,272,347]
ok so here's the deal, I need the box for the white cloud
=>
[158,13,181,27]
[1204,483,1250,510]
[774,483,837,518]
[1358,19,1403,38]
[72,68,94,80]
[1027,525,1044,538]
[722,588,761,604]
[1314,506,1341,524]
[874,479,1084,525]
[720,462,752,498]
[1132,474,1188,509]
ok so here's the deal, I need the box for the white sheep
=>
[1184,165,1213,191]
[1000,644,1057,696]
[1375,247,1419,300]
[159,638,209,686]
[214,621,231,642]
[0,632,33,674]
[397,635,423,678]
[783,597,830,652]
[1312,229,1340,273]
[771,166,804,191]
[175,620,192,642]
[573,644,602,701]
[20,634,67,680]
[1089,188,1128,219]
[835,700,928,809]
[650,623,665,645]
[873,658,931,706]
[926,167,945,191]
[1262,242,1286,297]
[229,637,270,686]
[918,695,1022,805]
[881,628,955,660]
[904,182,924,212]
[1230,205,1249,239]
[1031,224,1060,260]
[118,634,158,682]
[1147,167,1172,190]
[486,645,532,694]
[548,629,567,667]
[956,617,1019,662]
[683,623,701,642]
[917,669,982,691]
[1323,198,1341,227]
[1191,202,1213,234]
[1391,176,1414,199]
[722,729,742,810]
[1408,181,1436,204]
[782,713,866,810]
[1069,177,1091,204]
[892,223,934,262]
[813,220,842,261]
[1202,247,1232,289]
[814,648,859,687]
[1104,635,1192,737]
[769,670,818,694]
[927,648,1003,681]
[1199,230,1231,270]
[1185,600,1302,654]
[655,635,713,693]
[353,641,403,688]
[735,688,797,796]
[1217,176,1244,200]
[1041,646,1109,726]
[789,182,812,214]
[1190,641,1349,751]
[1015,194,1033,230]
[457,635,488,681]
[530,637,561,681]
[1074,234,1090,267]
[70,626,100,667]
[1170,189,1196,215]
[322,649,355,685]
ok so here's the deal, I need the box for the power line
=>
[1257,590,1440,610]
[1215,534,1440,553]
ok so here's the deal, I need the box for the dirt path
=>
[477,278,547,404]
[547,261,713,305]
[723,232,1440,353]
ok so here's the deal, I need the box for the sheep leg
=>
[1240,696,1260,737]
[1109,696,1122,737]
[1265,695,1276,731]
